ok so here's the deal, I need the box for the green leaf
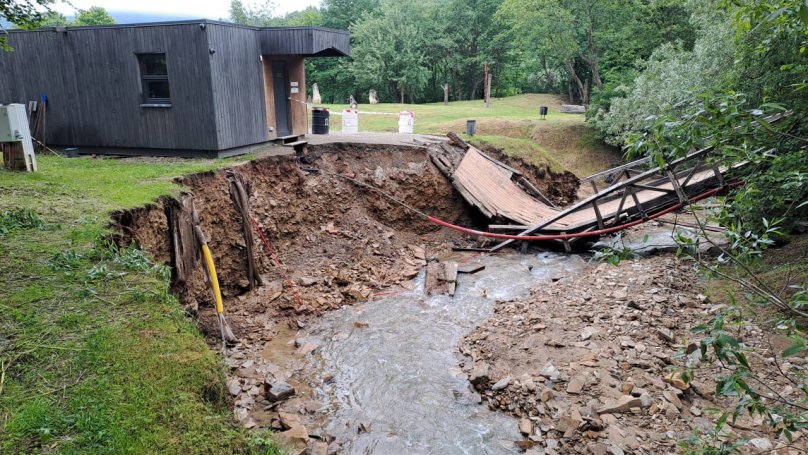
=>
[733,351,751,369]
[782,343,806,358]
[800,4,808,26]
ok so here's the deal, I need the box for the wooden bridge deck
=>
[428,136,732,251]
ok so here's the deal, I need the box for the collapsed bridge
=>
[427,133,740,252]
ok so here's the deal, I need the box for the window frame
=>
[137,53,171,107]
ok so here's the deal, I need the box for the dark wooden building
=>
[0,20,349,157]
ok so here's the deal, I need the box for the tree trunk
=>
[585,19,603,90]
[485,73,492,108]
[400,86,405,104]
[451,68,463,101]
[564,59,588,104]
[443,83,449,105]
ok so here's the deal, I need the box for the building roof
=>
[7,20,350,57]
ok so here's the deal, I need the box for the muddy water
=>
[298,253,588,454]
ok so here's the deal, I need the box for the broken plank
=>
[457,263,485,274]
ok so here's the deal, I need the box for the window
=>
[137,53,171,106]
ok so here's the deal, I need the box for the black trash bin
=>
[312,107,330,134]
[466,119,477,136]
[539,106,548,119]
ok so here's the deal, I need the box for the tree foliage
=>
[72,6,115,26]
[1,0,53,49]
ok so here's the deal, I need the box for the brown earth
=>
[459,255,807,455]
[113,141,579,343]
[478,143,580,207]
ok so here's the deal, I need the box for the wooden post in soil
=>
[483,63,489,108]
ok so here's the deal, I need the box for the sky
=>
[51,0,322,21]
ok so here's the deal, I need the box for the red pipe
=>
[426,182,741,242]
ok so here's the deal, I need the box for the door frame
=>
[271,60,291,137]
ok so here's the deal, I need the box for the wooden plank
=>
[457,263,485,274]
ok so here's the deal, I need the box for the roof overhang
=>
[259,27,350,58]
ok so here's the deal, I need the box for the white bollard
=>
[342,109,359,134]
[398,111,414,134]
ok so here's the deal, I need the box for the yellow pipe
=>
[201,243,224,315]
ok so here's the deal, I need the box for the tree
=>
[349,1,433,103]
[228,0,278,26]
[40,10,69,26]
[72,6,115,26]
[1,0,54,49]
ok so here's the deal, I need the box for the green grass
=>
[314,94,623,177]
[0,155,283,454]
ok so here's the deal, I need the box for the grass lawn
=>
[0,155,283,454]
[314,93,624,177]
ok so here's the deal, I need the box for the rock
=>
[310,441,329,455]
[311,83,322,104]
[492,376,512,391]
[567,376,586,395]
[662,390,683,410]
[664,400,680,418]
[656,328,675,343]
[598,395,643,414]
[690,404,702,416]
[228,379,241,397]
[522,376,537,393]
[540,388,554,402]
[593,443,609,455]
[353,321,370,329]
[276,425,309,452]
[266,381,296,402]
[608,445,625,455]
[345,285,372,302]
[613,290,628,301]
[748,438,773,451]
[470,363,491,388]
[514,440,537,450]
[297,276,318,287]
[297,342,317,356]
[620,383,635,395]
[308,441,328,455]
[519,418,533,436]
[408,244,426,260]
[664,372,689,390]
[557,410,584,437]
[279,412,303,430]
[540,363,560,380]
[581,327,595,341]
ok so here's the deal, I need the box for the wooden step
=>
[273,135,302,145]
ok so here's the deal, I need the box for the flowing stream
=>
[296,252,588,454]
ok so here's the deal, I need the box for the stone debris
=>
[519,418,533,436]
[492,376,511,391]
[458,256,807,453]
[266,381,296,402]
